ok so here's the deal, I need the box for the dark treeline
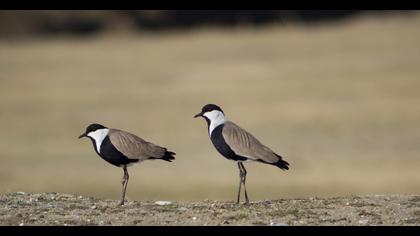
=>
[0,10,413,37]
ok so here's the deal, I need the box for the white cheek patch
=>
[203,110,225,135]
[87,128,109,153]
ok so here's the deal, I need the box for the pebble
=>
[155,201,172,206]
[29,198,38,203]
[16,192,26,195]
[271,223,289,226]
[358,219,369,225]
[192,216,197,221]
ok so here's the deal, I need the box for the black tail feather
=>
[160,150,176,162]
[257,154,290,170]
[273,154,289,170]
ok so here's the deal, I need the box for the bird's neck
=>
[204,111,226,136]
[88,128,109,153]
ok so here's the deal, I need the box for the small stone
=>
[19,223,24,226]
[272,223,289,226]
[222,220,229,224]
[29,197,38,203]
[91,205,97,209]
[155,201,172,206]
[358,219,369,225]
[192,217,197,221]
[177,207,188,211]
[16,192,26,195]
[269,220,289,226]
[62,193,73,198]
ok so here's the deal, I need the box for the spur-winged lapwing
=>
[194,104,289,204]
[79,123,175,206]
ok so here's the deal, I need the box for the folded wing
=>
[108,129,167,160]
[222,121,281,164]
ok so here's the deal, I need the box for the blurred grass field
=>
[1,13,420,201]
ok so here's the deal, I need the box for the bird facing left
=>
[78,123,176,206]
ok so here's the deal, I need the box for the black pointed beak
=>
[78,133,87,139]
[194,112,203,118]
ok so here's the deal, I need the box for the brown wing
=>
[222,121,280,163]
[108,129,166,160]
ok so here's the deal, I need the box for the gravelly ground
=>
[1,192,420,226]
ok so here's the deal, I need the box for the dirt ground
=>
[1,192,419,226]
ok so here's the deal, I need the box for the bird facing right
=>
[194,104,289,204]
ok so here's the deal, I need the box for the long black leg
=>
[236,162,243,204]
[239,162,249,204]
[120,165,129,206]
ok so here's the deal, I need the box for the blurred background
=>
[1,10,420,202]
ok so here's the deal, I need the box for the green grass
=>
[1,13,420,201]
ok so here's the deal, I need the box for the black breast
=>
[210,125,247,161]
[90,136,136,167]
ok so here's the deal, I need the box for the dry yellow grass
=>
[1,13,420,201]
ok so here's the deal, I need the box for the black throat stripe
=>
[90,136,138,167]
[210,124,248,162]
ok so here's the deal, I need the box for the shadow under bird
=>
[194,104,289,204]
[78,123,175,206]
